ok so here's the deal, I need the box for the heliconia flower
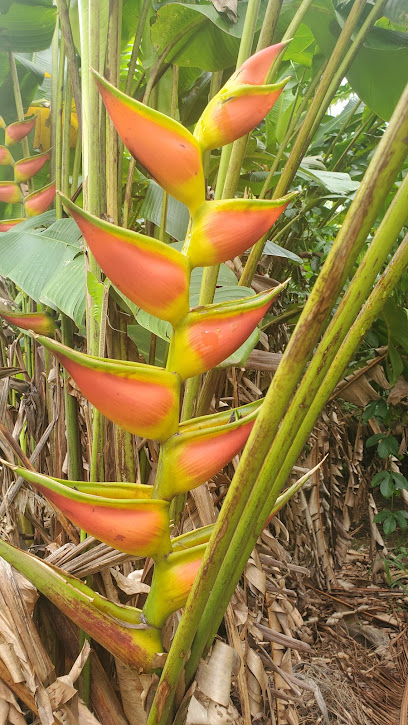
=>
[194,43,289,151]
[0,145,14,166]
[183,194,297,267]
[5,464,171,558]
[5,116,36,146]
[0,538,164,671]
[143,543,206,628]
[37,335,180,442]
[14,150,50,183]
[61,195,190,326]
[24,181,56,216]
[93,71,205,214]
[167,282,288,380]
[0,219,24,232]
[0,182,23,204]
[155,401,262,499]
[0,310,56,336]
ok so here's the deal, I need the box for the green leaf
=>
[297,166,359,195]
[263,241,303,264]
[383,514,397,535]
[363,398,388,423]
[303,0,408,120]
[87,271,105,323]
[380,475,395,498]
[366,433,384,447]
[127,324,169,366]
[384,0,408,28]
[393,510,408,529]
[217,327,260,369]
[0,3,57,52]
[382,299,408,352]
[371,470,391,488]
[391,472,408,490]
[139,181,190,242]
[387,343,404,384]
[378,435,399,459]
[373,508,392,522]
[41,255,85,329]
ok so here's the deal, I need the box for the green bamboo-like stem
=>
[79,0,107,483]
[55,0,82,134]
[240,0,385,287]
[105,0,122,224]
[188,124,408,665]
[194,229,408,663]
[70,130,82,197]
[146,79,408,725]
[8,52,33,195]
[125,0,151,95]
[331,111,375,171]
[61,315,83,481]
[323,96,362,161]
[55,33,65,219]
[61,74,72,199]
[256,0,283,50]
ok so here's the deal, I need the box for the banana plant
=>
[0,44,297,674]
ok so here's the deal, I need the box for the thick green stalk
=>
[331,111,375,171]
[70,131,82,197]
[61,74,72,200]
[54,34,65,218]
[147,79,408,725]
[195,229,408,662]
[105,0,122,223]
[125,0,151,95]
[256,0,283,50]
[323,97,361,161]
[189,121,408,664]
[8,52,33,194]
[55,0,82,133]
[61,315,83,481]
[240,0,384,287]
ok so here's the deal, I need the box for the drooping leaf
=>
[0,3,56,53]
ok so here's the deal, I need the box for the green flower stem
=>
[125,0,151,95]
[54,34,65,219]
[56,0,82,133]
[256,0,283,50]
[240,0,384,288]
[185,79,408,672]
[8,52,33,195]
[323,97,361,161]
[61,75,72,200]
[70,131,82,198]
[146,80,408,725]
[331,111,376,172]
[196,230,408,663]
[61,314,83,482]
[188,116,408,665]
[79,0,107,483]
[105,0,122,225]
